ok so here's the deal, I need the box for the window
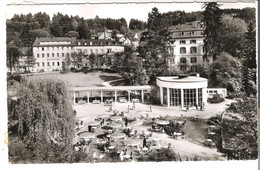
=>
[37,54,39,58]
[180,47,186,54]
[180,40,186,44]
[170,88,181,106]
[37,62,39,67]
[42,62,45,66]
[42,47,44,51]
[191,66,198,72]
[84,49,87,55]
[190,31,195,35]
[47,53,49,57]
[214,90,217,93]
[90,49,93,53]
[52,62,55,66]
[180,65,186,71]
[190,47,197,53]
[101,49,104,54]
[52,53,54,57]
[62,53,64,57]
[180,58,186,64]
[190,40,196,44]
[67,53,69,57]
[191,57,197,63]
[42,54,44,58]
[184,89,196,107]
[107,49,112,53]
[52,47,54,50]
[202,47,205,53]
[198,88,202,106]
[95,49,98,54]
[181,32,184,36]
[57,62,60,66]
[47,62,50,66]
[163,88,167,105]
[57,53,59,57]
[47,47,49,51]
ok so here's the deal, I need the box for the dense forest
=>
[6,7,255,48]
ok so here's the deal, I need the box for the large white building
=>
[168,21,206,73]
[32,37,124,72]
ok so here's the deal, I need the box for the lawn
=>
[26,71,121,87]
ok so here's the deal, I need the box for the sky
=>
[5,1,256,25]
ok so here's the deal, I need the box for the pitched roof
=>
[33,37,77,47]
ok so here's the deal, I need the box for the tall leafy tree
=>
[7,44,20,72]
[24,48,36,72]
[202,2,223,61]
[139,7,172,84]
[8,79,76,163]
[77,18,91,39]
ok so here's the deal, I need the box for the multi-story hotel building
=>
[32,37,124,72]
[168,21,205,73]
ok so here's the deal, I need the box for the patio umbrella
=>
[88,121,101,126]
[80,132,95,139]
[157,120,170,126]
[125,139,141,147]
[110,116,123,122]
[131,120,143,126]
[97,114,108,119]
[111,132,126,139]
[109,122,122,129]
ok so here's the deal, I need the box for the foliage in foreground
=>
[138,148,180,162]
[8,78,77,163]
[207,93,225,103]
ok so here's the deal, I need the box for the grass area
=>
[99,75,122,82]
[110,79,130,86]
[26,71,121,87]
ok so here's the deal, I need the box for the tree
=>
[202,2,223,61]
[24,48,36,72]
[65,31,79,38]
[220,15,247,58]
[206,53,243,95]
[33,12,51,29]
[89,53,96,68]
[138,7,173,84]
[77,18,91,39]
[7,44,20,72]
[225,96,257,159]
[8,78,75,163]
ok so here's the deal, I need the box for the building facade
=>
[168,21,206,73]
[156,75,208,109]
[32,37,124,72]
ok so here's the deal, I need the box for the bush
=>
[208,93,225,103]
[80,67,91,74]
[70,67,79,72]
[147,87,160,105]
[138,148,180,162]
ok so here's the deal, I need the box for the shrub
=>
[208,93,225,103]
[138,148,180,162]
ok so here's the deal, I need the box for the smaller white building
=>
[207,88,227,98]
[156,75,208,109]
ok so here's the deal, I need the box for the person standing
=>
[143,137,147,148]
[125,117,128,127]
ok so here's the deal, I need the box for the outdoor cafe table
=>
[111,132,126,139]
[110,116,123,122]
[157,120,170,126]
[125,139,141,147]
[130,120,143,126]
[79,132,95,139]
[109,122,122,129]
[97,114,108,119]
[88,121,101,127]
